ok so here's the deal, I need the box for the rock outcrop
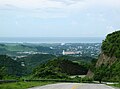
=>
[87,31,120,81]
[96,52,117,67]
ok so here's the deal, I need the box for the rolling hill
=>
[32,58,88,79]
[0,55,26,79]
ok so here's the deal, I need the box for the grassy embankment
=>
[108,83,120,88]
[0,81,54,89]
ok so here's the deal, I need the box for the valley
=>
[0,31,120,89]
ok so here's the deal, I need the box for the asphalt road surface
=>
[28,83,119,89]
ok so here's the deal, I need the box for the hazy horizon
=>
[0,37,104,43]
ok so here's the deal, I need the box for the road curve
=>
[28,83,118,89]
[76,83,117,89]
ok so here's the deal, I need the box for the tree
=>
[0,67,6,79]
[94,64,108,83]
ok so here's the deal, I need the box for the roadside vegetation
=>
[107,83,120,88]
[93,31,120,83]
[0,82,54,89]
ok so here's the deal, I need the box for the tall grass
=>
[0,82,53,89]
[108,83,120,88]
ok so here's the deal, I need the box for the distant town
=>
[0,43,101,58]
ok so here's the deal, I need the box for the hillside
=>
[17,54,56,74]
[0,44,55,56]
[17,54,92,75]
[58,55,95,63]
[0,55,26,79]
[101,31,120,58]
[0,44,36,52]
[94,31,120,82]
[33,58,88,79]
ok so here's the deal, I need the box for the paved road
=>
[28,83,118,89]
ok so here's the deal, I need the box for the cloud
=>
[0,0,65,10]
[0,0,120,18]
[49,0,83,5]
[0,0,120,10]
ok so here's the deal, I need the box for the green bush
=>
[82,77,93,83]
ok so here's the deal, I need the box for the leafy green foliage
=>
[0,82,53,89]
[94,64,108,82]
[82,77,93,83]
[89,58,98,71]
[0,55,26,79]
[108,83,120,88]
[94,62,120,82]
[58,55,95,62]
[102,30,120,57]
[0,67,6,79]
[17,54,56,74]
[94,30,120,82]
[33,58,88,79]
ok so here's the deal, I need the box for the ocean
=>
[0,37,104,43]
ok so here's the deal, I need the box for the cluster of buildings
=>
[61,43,101,57]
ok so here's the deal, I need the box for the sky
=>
[0,0,120,37]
